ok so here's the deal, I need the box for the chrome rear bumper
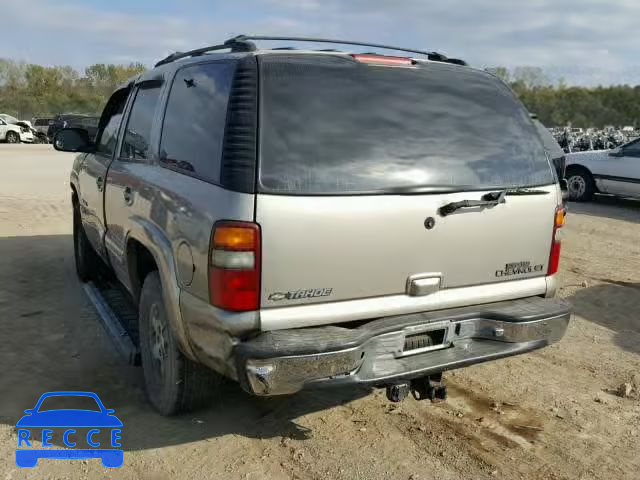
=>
[235,297,570,396]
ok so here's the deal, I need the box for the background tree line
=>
[1,60,639,128]
[487,66,640,128]
[0,59,145,120]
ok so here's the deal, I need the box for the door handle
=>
[123,187,134,206]
[96,176,104,190]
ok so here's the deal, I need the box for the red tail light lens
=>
[209,221,261,311]
[547,206,565,275]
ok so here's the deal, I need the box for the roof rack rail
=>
[154,35,467,68]
[154,37,256,67]
[228,35,467,65]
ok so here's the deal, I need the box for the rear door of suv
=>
[77,88,131,258]
[254,54,559,328]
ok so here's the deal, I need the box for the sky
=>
[1,0,639,86]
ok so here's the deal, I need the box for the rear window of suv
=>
[258,55,554,194]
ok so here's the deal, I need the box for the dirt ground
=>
[1,144,639,480]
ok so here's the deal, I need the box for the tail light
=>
[209,221,261,311]
[547,206,565,275]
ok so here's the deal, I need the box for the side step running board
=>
[83,282,140,365]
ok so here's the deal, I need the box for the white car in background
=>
[0,117,30,143]
[565,137,640,201]
[0,114,34,143]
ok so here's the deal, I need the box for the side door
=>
[103,80,164,289]
[76,87,131,259]
[0,119,7,140]
[598,139,640,197]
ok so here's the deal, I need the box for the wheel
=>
[73,203,99,282]
[566,169,594,202]
[6,131,20,144]
[139,271,218,415]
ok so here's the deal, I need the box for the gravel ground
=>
[1,144,639,480]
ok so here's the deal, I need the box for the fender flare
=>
[126,216,196,361]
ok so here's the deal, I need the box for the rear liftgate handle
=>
[407,273,442,296]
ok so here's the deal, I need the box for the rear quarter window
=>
[159,62,235,183]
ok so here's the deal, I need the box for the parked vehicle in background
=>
[55,35,570,416]
[552,127,630,153]
[48,114,99,142]
[33,117,54,136]
[565,137,640,201]
[7,117,48,143]
[0,114,34,143]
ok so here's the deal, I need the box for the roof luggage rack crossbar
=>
[228,35,467,65]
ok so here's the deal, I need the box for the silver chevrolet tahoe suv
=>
[55,35,570,415]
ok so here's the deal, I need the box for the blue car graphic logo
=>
[15,391,123,468]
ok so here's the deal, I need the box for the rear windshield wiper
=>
[439,190,507,217]
[438,187,549,216]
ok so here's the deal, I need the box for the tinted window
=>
[96,91,129,156]
[159,62,234,182]
[120,87,161,161]
[259,56,554,194]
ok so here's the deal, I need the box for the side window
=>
[96,90,129,156]
[120,86,162,161]
[159,62,234,182]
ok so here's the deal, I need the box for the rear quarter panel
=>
[105,162,255,303]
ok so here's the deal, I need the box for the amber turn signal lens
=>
[213,225,257,250]
[555,208,566,228]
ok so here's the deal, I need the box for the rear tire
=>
[73,204,99,282]
[6,131,19,144]
[139,271,218,415]
[566,169,594,202]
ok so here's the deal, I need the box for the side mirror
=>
[23,409,34,414]
[53,128,94,153]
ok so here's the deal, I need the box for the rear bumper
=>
[234,297,571,395]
